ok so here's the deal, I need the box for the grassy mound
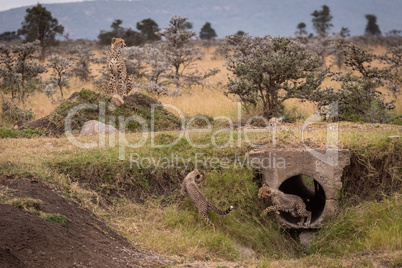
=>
[18,89,181,137]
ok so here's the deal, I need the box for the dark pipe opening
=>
[278,175,326,225]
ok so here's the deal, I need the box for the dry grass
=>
[8,45,400,122]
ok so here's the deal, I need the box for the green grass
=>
[44,213,69,227]
[309,194,402,256]
[150,169,300,260]
[0,126,46,138]
[0,122,400,265]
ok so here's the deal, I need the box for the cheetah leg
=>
[201,213,215,232]
[108,74,117,95]
[297,217,305,226]
[295,204,306,226]
[304,211,312,226]
[261,205,281,217]
[126,75,132,95]
[118,71,127,96]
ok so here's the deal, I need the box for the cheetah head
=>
[258,184,272,198]
[192,169,204,183]
[111,37,126,50]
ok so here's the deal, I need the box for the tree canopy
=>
[365,14,381,36]
[98,19,142,46]
[199,22,217,40]
[311,5,333,36]
[225,35,326,118]
[18,4,64,60]
[136,18,161,42]
[157,16,198,78]
[296,22,307,35]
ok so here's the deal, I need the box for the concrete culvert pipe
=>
[277,175,326,227]
[249,149,350,229]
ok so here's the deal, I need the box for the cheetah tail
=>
[212,204,234,215]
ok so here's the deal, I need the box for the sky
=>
[0,0,85,11]
[1,0,401,38]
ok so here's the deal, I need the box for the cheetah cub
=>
[258,184,311,226]
[181,169,233,232]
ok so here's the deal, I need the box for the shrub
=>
[225,34,327,119]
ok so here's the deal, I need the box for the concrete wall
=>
[249,149,350,229]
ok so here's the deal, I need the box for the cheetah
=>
[258,184,311,226]
[107,37,132,96]
[181,169,233,232]
[268,117,283,127]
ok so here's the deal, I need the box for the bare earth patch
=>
[0,176,172,267]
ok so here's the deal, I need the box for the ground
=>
[0,175,171,268]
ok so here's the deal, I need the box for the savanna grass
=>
[308,194,401,256]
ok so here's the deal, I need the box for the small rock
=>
[111,94,124,107]
[80,120,119,135]
[299,231,315,247]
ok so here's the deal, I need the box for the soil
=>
[17,115,61,136]
[124,93,160,109]
[0,176,172,268]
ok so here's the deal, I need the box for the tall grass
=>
[309,194,401,255]
[3,45,400,124]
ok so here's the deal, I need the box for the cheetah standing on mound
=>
[107,37,131,96]
[258,184,311,226]
[181,169,233,232]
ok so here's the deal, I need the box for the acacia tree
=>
[136,18,161,42]
[296,22,307,36]
[47,55,72,99]
[68,45,95,81]
[225,34,326,118]
[18,4,64,61]
[317,44,401,123]
[311,5,333,36]
[200,22,217,40]
[0,41,45,103]
[156,16,201,83]
[365,14,381,36]
[98,19,142,46]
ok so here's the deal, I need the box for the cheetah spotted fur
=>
[107,37,132,96]
[181,169,233,232]
[258,184,311,226]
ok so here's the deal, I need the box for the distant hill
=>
[0,0,401,40]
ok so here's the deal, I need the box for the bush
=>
[225,34,327,119]
[317,43,401,123]
[2,101,34,123]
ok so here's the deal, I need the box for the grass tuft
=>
[309,194,402,256]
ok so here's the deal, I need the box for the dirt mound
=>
[0,176,172,267]
[18,90,181,137]
[124,93,159,109]
[17,115,60,136]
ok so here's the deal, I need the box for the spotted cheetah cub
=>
[258,184,311,226]
[181,169,233,232]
